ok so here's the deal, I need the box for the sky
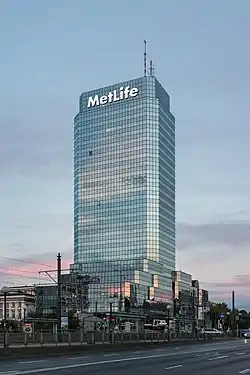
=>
[0,0,250,309]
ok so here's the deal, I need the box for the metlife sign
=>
[87,86,138,108]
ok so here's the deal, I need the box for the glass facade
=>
[72,76,175,312]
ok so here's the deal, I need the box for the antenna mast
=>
[144,40,147,76]
[150,60,153,76]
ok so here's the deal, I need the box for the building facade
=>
[72,76,175,312]
[0,291,35,322]
[35,274,94,316]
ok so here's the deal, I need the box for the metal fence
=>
[0,330,227,347]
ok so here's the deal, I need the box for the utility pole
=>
[57,253,62,339]
[232,290,235,336]
[232,290,235,311]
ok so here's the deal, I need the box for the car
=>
[244,331,250,338]
[200,328,223,336]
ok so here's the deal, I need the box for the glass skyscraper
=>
[72,76,175,313]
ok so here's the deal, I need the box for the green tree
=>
[209,302,230,328]
[68,311,79,330]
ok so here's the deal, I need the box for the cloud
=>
[177,220,250,308]
[177,221,250,251]
[0,251,73,289]
[0,97,73,182]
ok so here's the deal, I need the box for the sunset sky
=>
[0,0,250,309]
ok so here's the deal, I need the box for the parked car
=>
[200,328,223,336]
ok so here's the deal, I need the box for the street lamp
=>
[108,297,114,343]
[1,286,10,326]
[23,306,27,325]
[166,303,171,341]
[108,297,114,332]
[1,286,10,350]
[226,311,230,334]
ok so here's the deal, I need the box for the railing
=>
[0,330,227,347]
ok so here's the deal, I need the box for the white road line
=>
[103,353,120,357]
[67,356,88,360]
[208,355,229,361]
[236,353,246,356]
[6,344,244,375]
[0,354,187,374]
[132,351,144,354]
[196,352,219,357]
[154,348,166,351]
[239,370,250,374]
[165,365,183,370]
[18,361,46,364]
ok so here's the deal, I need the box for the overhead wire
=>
[0,255,54,268]
[0,267,40,274]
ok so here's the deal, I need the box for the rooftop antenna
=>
[150,60,153,76]
[144,40,147,76]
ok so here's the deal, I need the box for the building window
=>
[88,151,92,156]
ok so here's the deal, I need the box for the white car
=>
[201,328,222,335]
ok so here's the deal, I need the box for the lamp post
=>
[1,286,10,350]
[166,303,171,341]
[23,307,27,325]
[226,311,230,334]
[109,298,114,343]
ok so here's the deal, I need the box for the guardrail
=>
[0,330,228,347]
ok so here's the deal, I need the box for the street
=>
[1,339,250,374]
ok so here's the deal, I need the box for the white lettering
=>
[130,87,138,97]
[87,95,99,108]
[108,92,113,103]
[99,95,108,105]
[123,86,130,99]
[119,87,124,100]
[87,86,139,108]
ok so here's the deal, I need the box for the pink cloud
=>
[0,252,73,287]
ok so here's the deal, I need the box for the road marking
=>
[196,352,219,357]
[18,361,46,364]
[67,356,88,360]
[154,348,165,351]
[208,355,228,361]
[132,351,144,354]
[6,344,243,375]
[236,353,246,356]
[0,355,189,374]
[239,370,250,374]
[165,365,183,370]
[103,353,120,356]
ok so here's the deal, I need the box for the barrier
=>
[0,331,232,359]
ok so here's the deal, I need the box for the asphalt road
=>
[1,339,250,374]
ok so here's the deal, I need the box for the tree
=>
[68,311,79,330]
[209,302,230,328]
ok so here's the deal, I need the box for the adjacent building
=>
[72,74,175,312]
[0,290,35,322]
[172,273,211,331]
[35,273,94,316]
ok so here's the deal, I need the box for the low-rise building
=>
[0,289,35,322]
[172,271,196,333]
